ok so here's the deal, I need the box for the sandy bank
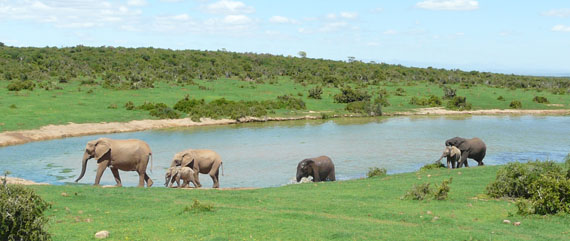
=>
[2,177,49,185]
[1,108,568,147]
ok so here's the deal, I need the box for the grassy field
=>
[31,165,569,240]
[1,78,568,132]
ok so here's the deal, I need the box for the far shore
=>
[1,108,568,147]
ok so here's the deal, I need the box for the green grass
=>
[1,79,568,132]
[31,165,569,240]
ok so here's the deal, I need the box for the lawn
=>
[1,78,568,132]
[31,165,569,240]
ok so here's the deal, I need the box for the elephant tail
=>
[221,162,224,176]
[149,153,153,174]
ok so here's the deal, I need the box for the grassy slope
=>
[1,79,569,132]
[32,165,569,240]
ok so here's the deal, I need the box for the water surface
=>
[0,116,568,188]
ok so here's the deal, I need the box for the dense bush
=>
[515,175,570,215]
[409,95,442,107]
[532,96,549,104]
[442,86,456,99]
[420,161,445,171]
[124,101,135,110]
[497,96,505,101]
[345,100,382,116]
[374,94,390,107]
[275,95,306,110]
[367,167,387,178]
[6,80,35,91]
[308,86,323,99]
[149,103,181,119]
[402,183,432,200]
[434,178,453,200]
[182,199,215,213]
[394,87,406,96]
[509,100,522,109]
[0,185,51,240]
[334,86,371,103]
[446,96,472,110]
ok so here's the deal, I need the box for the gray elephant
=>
[170,149,223,188]
[445,137,486,168]
[75,138,153,187]
[165,166,197,188]
[296,156,336,182]
[437,145,462,169]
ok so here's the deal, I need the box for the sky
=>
[1,0,570,76]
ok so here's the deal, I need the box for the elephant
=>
[296,156,336,182]
[445,137,487,168]
[75,138,153,187]
[170,149,223,188]
[164,166,198,188]
[437,145,462,169]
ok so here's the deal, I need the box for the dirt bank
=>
[2,177,49,185]
[0,108,568,147]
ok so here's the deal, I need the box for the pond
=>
[0,116,568,188]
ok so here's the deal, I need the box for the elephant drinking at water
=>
[170,149,223,188]
[437,145,461,169]
[296,156,336,182]
[75,138,153,187]
[445,137,486,168]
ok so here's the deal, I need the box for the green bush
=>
[182,199,214,213]
[374,94,390,107]
[149,103,181,119]
[402,183,432,200]
[420,161,445,171]
[308,86,323,99]
[6,80,35,91]
[173,96,205,113]
[345,100,382,116]
[276,95,306,110]
[107,103,118,109]
[0,185,51,240]
[334,86,371,103]
[509,100,522,109]
[409,95,442,107]
[486,160,564,199]
[497,96,505,101]
[125,101,135,110]
[515,174,570,215]
[532,96,549,104]
[367,167,387,178]
[442,86,456,99]
[434,178,453,200]
[446,96,472,110]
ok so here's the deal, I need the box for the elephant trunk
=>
[75,152,91,182]
[436,154,445,163]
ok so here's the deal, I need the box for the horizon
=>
[1,0,570,76]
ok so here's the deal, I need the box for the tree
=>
[298,51,307,58]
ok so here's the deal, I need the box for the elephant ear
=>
[308,160,320,181]
[180,152,195,168]
[94,139,111,160]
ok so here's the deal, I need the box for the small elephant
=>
[165,166,198,188]
[75,138,153,187]
[296,156,336,182]
[170,149,223,188]
[437,145,462,169]
[445,137,487,168]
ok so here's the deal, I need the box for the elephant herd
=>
[74,136,487,188]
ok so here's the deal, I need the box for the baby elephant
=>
[164,166,198,188]
[296,156,336,182]
[437,146,462,169]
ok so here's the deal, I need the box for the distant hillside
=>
[0,45,568,92]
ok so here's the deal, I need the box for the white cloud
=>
[383,29,398,35]
[204,0,254,15]
[542,9,570,18]
[371,8,383,14]
[416,0,479,11]
[269,16,298,24]
[552,24,570,32]
[340,12,358,19]
[127,0,147,7]
[223,15,252,24]
[320,21,348,32]
[326,13,337,19]
[366,41,380,46]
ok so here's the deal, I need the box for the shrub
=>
[509,100,522,109]
[107,103,117,109]
[486,160,564,199]
[7,80,35,91]
[125,101,135,110]
[409,95,442,107]
[402,183,432,200]
[334,86,371,103]
[442,86,456,99]
[276,95,306,110]
[149,103,181,119]
[394,87,406,96]
[367,167,387,178]
[345,100,382,116]
[532,96,549,104]
[374,94,390,107]
[420,161,445,171]
[446,96,472,110]
[497,96,505,101]
[136,101,157,111]
[173,96,205,113]
[182,199,214,213]
[434,178,453,200]
[0,185,51,240]
[308,86,323,99]
[515,174,570,215]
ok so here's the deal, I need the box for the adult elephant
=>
[170,149,223,188]
[445,137,486,168]
[296,156,335,182]
[75,138,153,187]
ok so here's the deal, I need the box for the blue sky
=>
[1,0,570,76]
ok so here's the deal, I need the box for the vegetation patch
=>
[334,86,371,103]
[345,100,382,116]
[420,161,445,171]
[509,100,522,109]
[446,96,472,110]
[367,167,387,178]
[409,95,443,107]
[402,178,453,201]
[532,96,549,104]
[7,80,35,91]
[0,183,51,241]
[308,86,323,99]
[182,199,215,213]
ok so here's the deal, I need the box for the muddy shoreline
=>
[1,108,568,148]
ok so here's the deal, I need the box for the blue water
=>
[0,116,568,188]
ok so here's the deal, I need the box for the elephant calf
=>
[296,156,336,182]
[437,146,461,169]
[165,166,198,188]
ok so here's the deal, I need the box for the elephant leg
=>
[328,170,336,181]
[458,152,469,168]
[194,167,202,188]
[446,157,452,169]
[209,169,219,188]
[190,179,198,188]
[94,160,109,186]
[144,173,153,187]
[135,170,145,187]
[110,167,122,187]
